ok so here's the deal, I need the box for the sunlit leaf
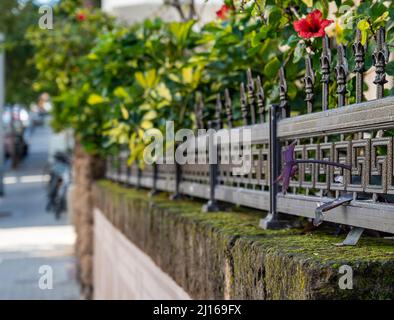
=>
[120,104,129,120]
[301,0,313,7]
[87,94,106,105]
[182,67,193,84]
[156,83,172,101]
[114,87,130,100]
[357,19,369,45]
[143,110,157,121]
[141,120,153,129]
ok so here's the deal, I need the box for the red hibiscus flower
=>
[76,12,87,22]
[216,4,230,20]
[293,10,333,39]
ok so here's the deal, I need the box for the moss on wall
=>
[93,180,394,300]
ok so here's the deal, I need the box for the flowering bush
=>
[28,0,394,159]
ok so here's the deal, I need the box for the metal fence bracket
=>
[314,194,353,227]
[335,227,365,246]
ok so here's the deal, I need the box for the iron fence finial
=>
[240,82,249,125]
[353,29,366,103]
[373,27,389,99]
[320,35,331,110]
[247,69,256,124]
[256,76,265,123]
[304,54,315,114]
[335,44,348,107]
[215,93,223,129]
[279,67,289,118]
[224,89,233,128]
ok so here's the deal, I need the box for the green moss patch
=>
[93,180,394,299]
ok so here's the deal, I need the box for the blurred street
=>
[0,125,80,300]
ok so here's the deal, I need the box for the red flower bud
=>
[76,12,87,22]
[293,10,333,39]
[216,4,230,20]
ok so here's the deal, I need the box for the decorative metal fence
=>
[106,27,394,244]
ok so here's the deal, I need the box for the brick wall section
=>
[92,181,394,300]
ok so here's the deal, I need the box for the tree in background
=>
[0,0,39,106]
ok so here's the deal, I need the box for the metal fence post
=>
[203,120,219,212]
[126,161,131,186]
[149,163,159,196]
[170,162,182,200]
[260,104,289,229]
[136,166,142,189]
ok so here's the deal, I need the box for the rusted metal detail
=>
[279,67,289,118]
[304,55,315,114]
[256,76,265,123]
[353,29,366,103]
[240,82,249,125]
[247,69,256,124]
[373,27,389,99]
[320,35,331,110]
[335,44,348,107]
[224,89,233,128]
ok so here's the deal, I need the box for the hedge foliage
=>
[28,0,394,161]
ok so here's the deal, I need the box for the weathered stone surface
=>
[71,140,105,300]
[93,180,394,300]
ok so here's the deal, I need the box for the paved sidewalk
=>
[0,126,80,300]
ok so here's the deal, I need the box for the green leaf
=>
[266,6,282,28]
[301,0,313,7]
[357,19,370,46]
[114,87,130,100]
[357,19,369,31]
[293,42,305,63]
[120,104,129,120]
[263,57,281,78]
[386,61,394,76]
[135,72,146,88]
[156,83,172,101]
[87,94,106,105]
[143,110,157,121]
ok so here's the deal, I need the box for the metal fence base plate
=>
[149,190,159,197]
[202,201,220,212]
[259,213,292,230]
[169,193,182,200]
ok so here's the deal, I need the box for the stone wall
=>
[92,180,394,300]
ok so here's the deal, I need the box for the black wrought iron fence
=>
[106,27,394,245]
